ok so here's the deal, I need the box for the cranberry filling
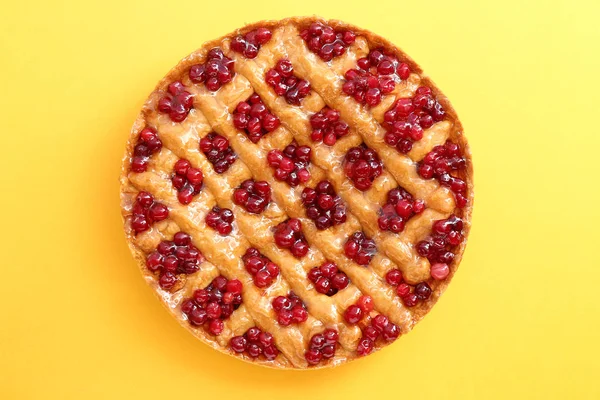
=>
[344,295,374,324]
[189,48,235,91]
[309,107,349,145]
[181,275,243,335]
[146,232,204,290]
[417,141,468,207]
[171,159,203,205]
[307,262,349,296]
[158,81,194,122]
[342,48,409,107]
[356,314,400,356]
[265,59,311,105]
[343,146,383,191]
[233,179,271,214]
[272,292,308,326]
[305,329,339,365]
[233,93,280,143]
[384,268,432,307]
[230,327,279,360]
[242,248,280,288]
[273,218,309,258]
[377,187,425,233]
[130,127,162,173]
[300,22,356,62]
[301,180,346,230]
[344,231,376,265]
[267,143,311,187]
[199,132,237,174]
[416,214,464,271]
[205,206,234,236]
[383,87,446,153]
[230,27,273,59]
[131,191,169,234]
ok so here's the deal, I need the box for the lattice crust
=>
[120,16,473,369]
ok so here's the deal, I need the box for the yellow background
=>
[1,0,599,398]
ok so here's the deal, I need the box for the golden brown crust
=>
[120,15,473,369]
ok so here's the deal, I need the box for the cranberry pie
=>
[120,16,473,369]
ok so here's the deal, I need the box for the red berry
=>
[208,318,224,335]
[305,349,322,365]
[230,336,247,353]
[403,293,419,307]
[356,337,374,356]
[431,263,450,280]
[357,295,374,313]
[344,305,363,324]
[159,271,177,290]
[385,269,403,286]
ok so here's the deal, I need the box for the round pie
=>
[120,16,473,369]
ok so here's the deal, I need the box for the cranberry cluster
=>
[272,292,308,326]
[189,48,235,91]
[233,179,271,214]
[130,127,162,173]
[416,215,464,279]
[385,268,432,307]
[309,107,349,145]
[342,49,409,107]
[378,187,425,233]
[146,232,204,290]
[230,327,279,360]
[307,262,349,296]
[300,22,356,61]
[158,81,194,122]
[356,314,400,356]
[417,141,467,208]
[301,180,346,230]
[362,49,410,79]
[233,93,280,143]
[305,329,339,365]
[342,68,392,107]
[265,59,311,105]
[343,295,374,324]
[199,132,237,174]
[131,191,169,234]
[344,231,377,265]
[230,27,273,59]
[181,276,243,335]
[205,206,234,235]
[267,143,311,187]
[343,146,383,191]
[172,159,203,205]
[242,248,280,288]
[273,218,309,258]
[383,87,446,153]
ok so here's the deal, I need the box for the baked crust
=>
[120,15,474,369]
